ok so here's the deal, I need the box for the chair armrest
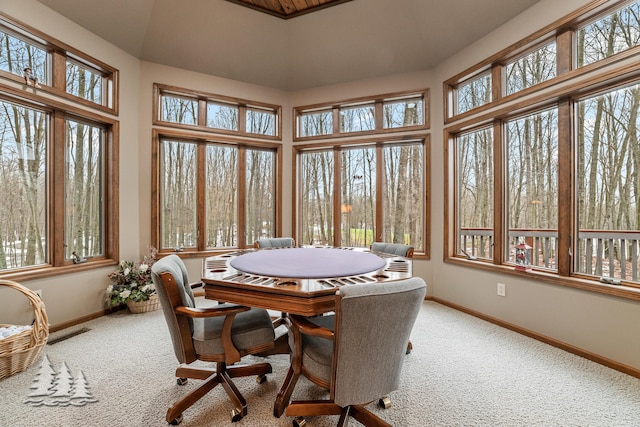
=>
[290,314,334,340]
[175,304,250,319]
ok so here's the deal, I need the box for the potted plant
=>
[106,246,160,313]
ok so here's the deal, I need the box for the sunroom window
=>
[456,71,492,115]
[456,126,494,260]
[505,41,557,95]
[577,1,640,67]
[505,107,558,270]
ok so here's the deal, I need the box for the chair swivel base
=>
[285,400,393,427]
[167,362,272,425]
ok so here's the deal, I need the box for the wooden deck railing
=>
[459,228,640,282]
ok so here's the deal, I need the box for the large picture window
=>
[0,97,116,276]
[505,108,558,270]
[154,134,279,252]
[297,139,427,254]
[456,127,494,261]
[576,83,640,281]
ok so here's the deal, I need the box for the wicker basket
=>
[0,280,49,379]
[126,293,160,313]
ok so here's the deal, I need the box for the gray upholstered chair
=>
[254,237,296,249]
[371,242,416,355]
[371,242,414,258]
[274,277,427,427]
[151,255,275,425]
[253,237,296,327]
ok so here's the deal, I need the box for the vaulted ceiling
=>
[35,0,541,91]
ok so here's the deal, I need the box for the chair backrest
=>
[151,254,198,364]
[371,242,414,258]
[331,277,426,407]
[254,237,295,249]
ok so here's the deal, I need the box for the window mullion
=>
[196,143,206,251]
[51,111,66,266]
[557,99,572,276]
[491,64,502,104]
[51,50,66,91]
[493,121,504,265]
[237,146,247,248]
[556,29,572,76]
[333,147,341,247]
[332,108,340,135]
[375,144,384,242]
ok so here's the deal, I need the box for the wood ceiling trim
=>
[226,0,354,19]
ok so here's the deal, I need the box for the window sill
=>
[444,256,640,301]
[0,258,118,282]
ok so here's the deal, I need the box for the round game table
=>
[201,246,413,316]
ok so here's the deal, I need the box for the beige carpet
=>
[1,301,639,427]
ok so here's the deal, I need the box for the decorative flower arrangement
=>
[106,246,158,306]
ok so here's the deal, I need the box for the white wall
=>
[0,0,638,372]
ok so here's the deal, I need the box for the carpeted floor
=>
[1,301,639,427]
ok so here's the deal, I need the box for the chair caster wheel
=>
[293,416,307,427]
[231,408,243,422]
[176,377,188,386]
[379,396,391,409]
[168,414,183,425]
[256,374,267,384]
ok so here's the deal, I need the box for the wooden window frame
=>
[153,83,282,141]
[294,89,429,141]
[293,134,430,259]
[151,128,282,257]
[444,0,640,123]
[0,13,119,115]
[0,85,119,281]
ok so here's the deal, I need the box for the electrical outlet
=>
[497,283,506,297]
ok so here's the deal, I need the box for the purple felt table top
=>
[230,247,386,278]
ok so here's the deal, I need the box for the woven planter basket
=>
[0,280,49,379]
[126,293,160,314]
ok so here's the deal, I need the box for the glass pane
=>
[206,145,237,248]
[576,83,640,283]
[506,41,557,95]
[66,61,103,104]
[0,30,47,84]
[383,143,424,251]
[206,101,238,131]
[456,72,492,115]
[65,120,104,259]
[340,105,375,133]
[299,150,334,246]
[245,148,275,245]
[0,101,47,269]
[161,95,197,125]
[506,108,558,271]
[160,140,197,250]
[246,108,276,136]
[299,110,332,137]
[456,127,494,259]
[383,99,424,128]
[340,147,375,248]
[577,1,640,67]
